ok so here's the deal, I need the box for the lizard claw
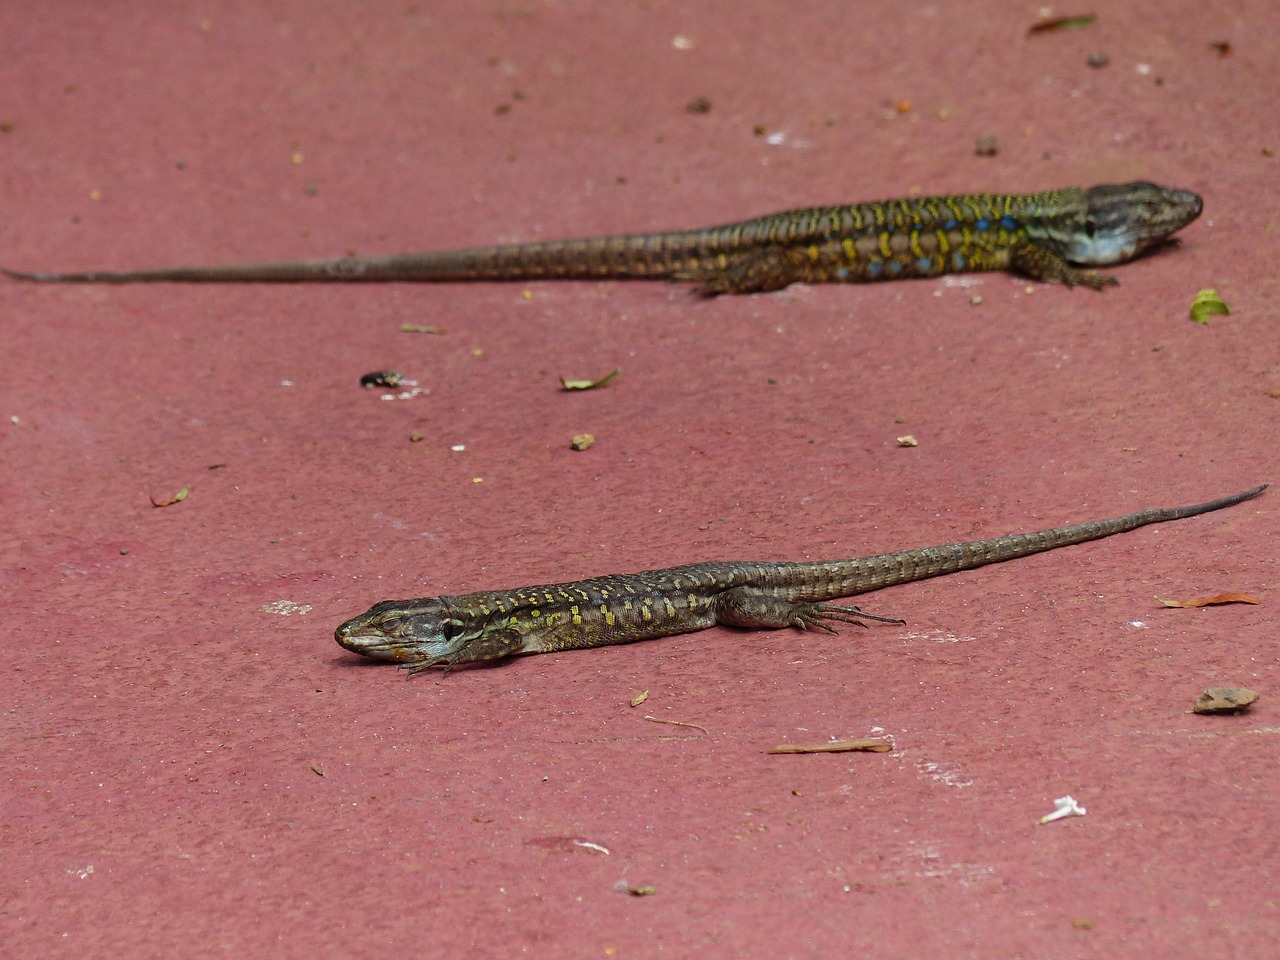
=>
[400,656,453,676]
[799,616,846,635]
[807,602,905,629]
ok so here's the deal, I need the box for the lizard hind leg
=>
[673,247,805,295]
[714,587,905,634]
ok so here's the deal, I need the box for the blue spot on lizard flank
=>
[1000,215,1019,231]
[916,257,933,272]
[952,252,967,271]
[975,218,991,231]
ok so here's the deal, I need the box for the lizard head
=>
[1055,181,1203,265]
[334,597,470,665]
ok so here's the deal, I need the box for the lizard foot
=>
[796,602,906,632]
[715,587,905,633]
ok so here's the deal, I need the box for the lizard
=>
[3,181,1201,294]
[334,484,1264,674]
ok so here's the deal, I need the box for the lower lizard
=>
[4,181,1200,294]
[334,484,1263,673]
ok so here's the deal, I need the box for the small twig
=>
[643,716,709,735]
[768,738,892,755]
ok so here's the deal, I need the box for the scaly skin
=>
[334,485,1264,674]
[4,182,1202,294]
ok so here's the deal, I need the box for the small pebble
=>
[974,134,1000,157]
[1193,687,1259,715]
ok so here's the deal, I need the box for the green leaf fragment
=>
[1028,13,1097,34]
[560,369,620,391]
[1190,288,1230,324]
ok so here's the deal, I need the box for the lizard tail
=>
[0,231,717,284]
[805,484,1267,600]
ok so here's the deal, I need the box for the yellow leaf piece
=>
[150,487,189,508]
[1190,288,1229,324]
[1155,592,1260,608]
[560,369,619,391]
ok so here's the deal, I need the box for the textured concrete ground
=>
[2,1,1277,957]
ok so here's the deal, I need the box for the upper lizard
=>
[334,484,1263,674]
[4,181,1201,294]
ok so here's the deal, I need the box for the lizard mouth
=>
[334,621,405,660]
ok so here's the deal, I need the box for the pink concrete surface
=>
[2,1,1277,957]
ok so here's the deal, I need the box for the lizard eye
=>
[377,616,404,633]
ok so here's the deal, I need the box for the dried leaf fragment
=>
[360,370,403,388]
[570,433,596,451]
[626,884,657,897]
[560,369,619,391]
[1028,13,1097,34]
[400,323,443,334]
[768,738,892,755]
[1155,593,1259,608]
[1190,289,1229,324]
[150,487,189,508]
[630,689,649,707]
[1193,687,1259,714]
